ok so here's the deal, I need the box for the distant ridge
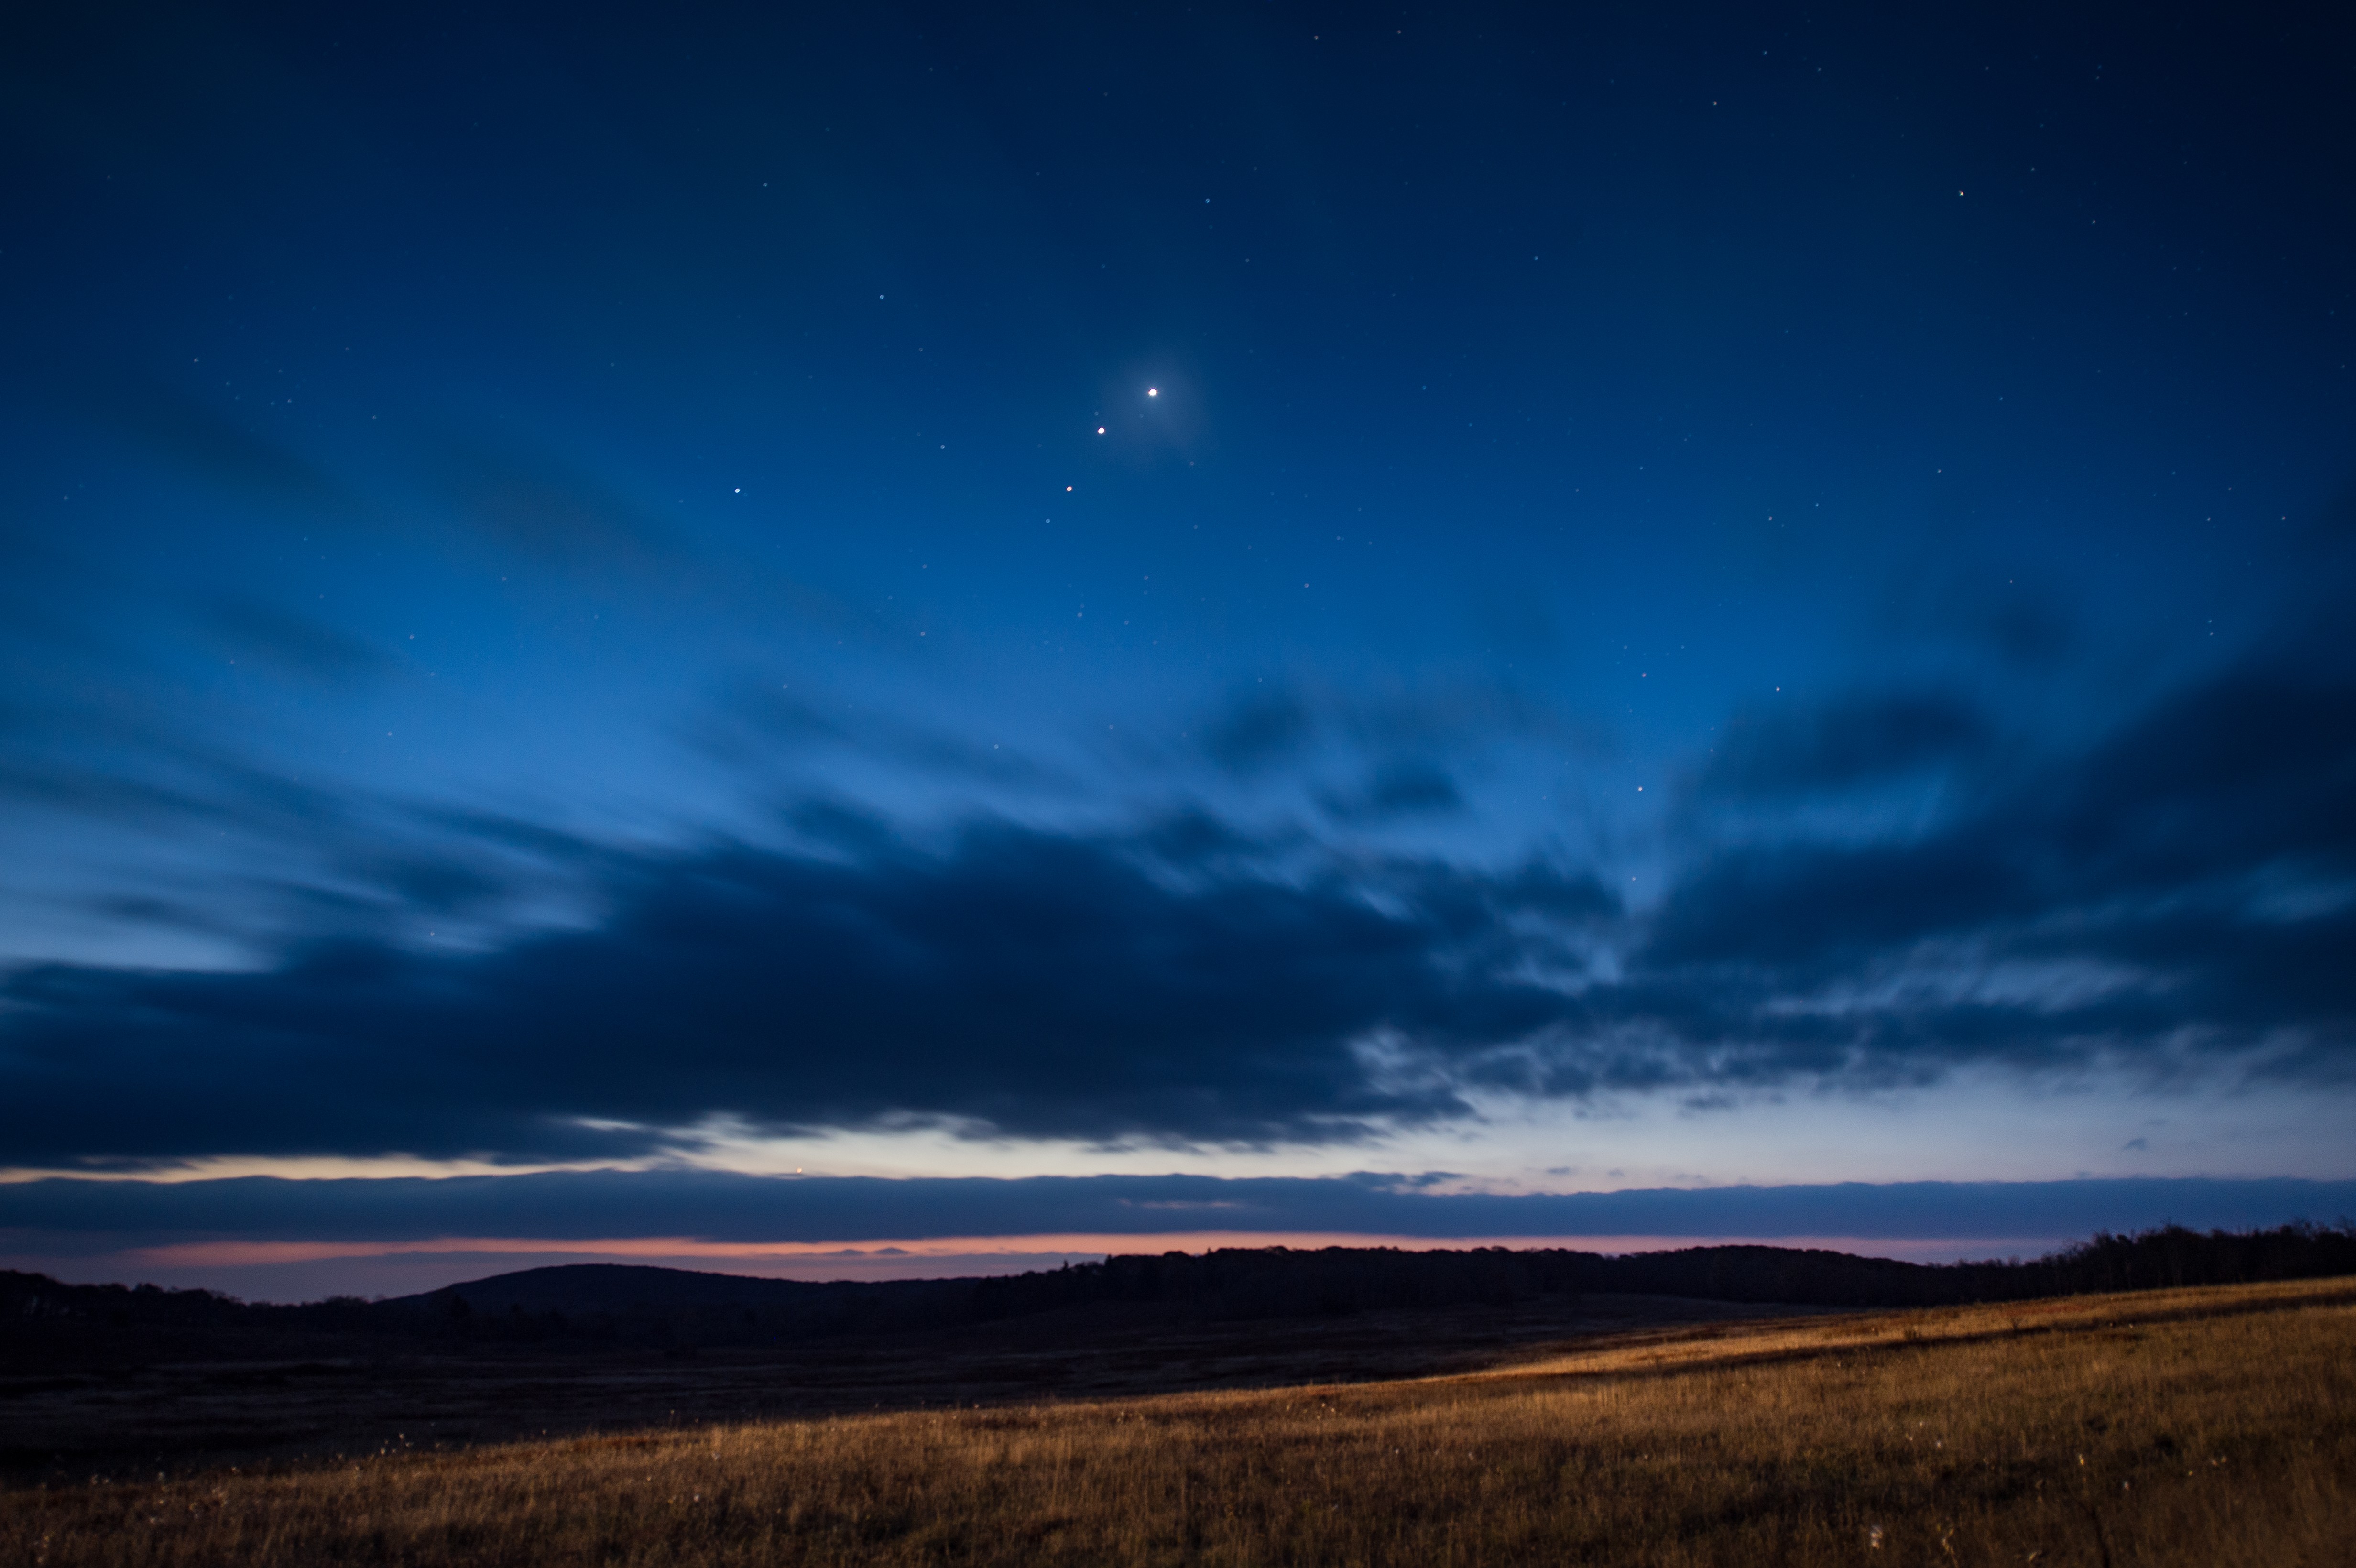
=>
[403,1224,2356,1333]
[401,1262,847,1313]
[11,1226,2353,1362]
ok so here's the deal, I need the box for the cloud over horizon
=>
[2,658,2347,1169]
[8,1171,2353,1258]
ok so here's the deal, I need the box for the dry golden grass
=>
[7,1276,2351,1566]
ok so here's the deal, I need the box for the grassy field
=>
[6,1277,2350,1566]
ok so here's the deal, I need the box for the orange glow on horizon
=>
[101,1232,2051,1271]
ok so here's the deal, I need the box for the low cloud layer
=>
[0,661,2349,1166]
[1645,667,2356,1063]
[0,825,1608,1161]
[5,1172,2351,1256]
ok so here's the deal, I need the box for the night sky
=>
[4,1,2353,1300]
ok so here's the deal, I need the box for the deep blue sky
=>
[3,1,2351,1297]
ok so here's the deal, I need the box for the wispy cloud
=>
[0,656,2349,1166]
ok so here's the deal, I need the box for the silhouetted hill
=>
[414,1262,831,1313]
[364,1222,2356,1347]
[10,1223,2353,1366]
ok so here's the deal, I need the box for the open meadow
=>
[5,1276,2350,1566]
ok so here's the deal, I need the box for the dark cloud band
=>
[5,1172,2352,1254]
[0,663,2348,1165]
[0,826,1605,1161]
